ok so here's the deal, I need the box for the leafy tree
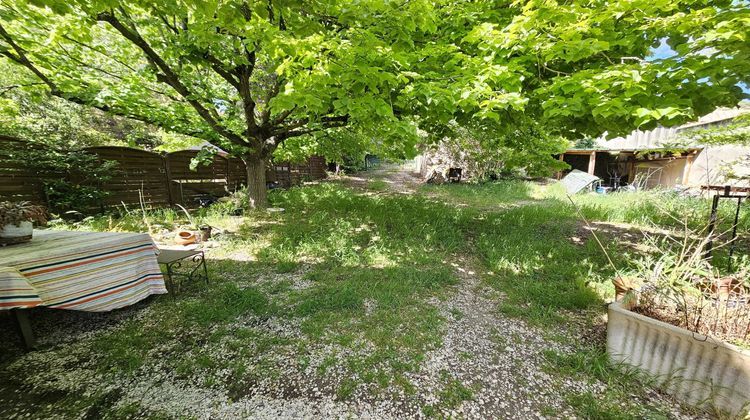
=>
[423,119,569,180]
[0,61,198,150]
[275,125,413,171]
[403,0,749,140]
[678,111,750,146]
[0,1,420,207]
[0,0,747,207]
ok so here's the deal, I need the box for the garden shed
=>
[558,106,750,189]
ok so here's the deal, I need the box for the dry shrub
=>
[628,221,750,347]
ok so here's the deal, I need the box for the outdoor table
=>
[157,248,209,296]
[0,230,167,347]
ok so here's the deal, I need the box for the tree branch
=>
[257,72,281,125]
[55,42,182,101]
[269,105,296,127]
[0,22,221,141]
[233,4,259,138]
[156,13,180,34]
[279,120,348,140]
[60,35,139,73]
[236,51,258,136]
[0,23,59,91]
[271,115,349,137]
[200,52,241,90]
[152,10,243,93]
[97,10,249,148]
[0,82,45,96]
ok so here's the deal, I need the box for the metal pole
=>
[727,197,742,271]
[705,193,720,261]
[163,154,174,206]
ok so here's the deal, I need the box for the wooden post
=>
[12,309,36,350]
[163,154,175,206]
[556,153,565,179]
[681,154,695,186]
[627,156,636,184]
[588,151,597,175]
[226,157,232,190]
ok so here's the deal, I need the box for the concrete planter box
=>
[607,302,750,416]
[0,221,32,245]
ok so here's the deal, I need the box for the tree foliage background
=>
[0,0,748,205]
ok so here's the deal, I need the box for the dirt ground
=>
[0,164,706,419]
[324,164,701,419]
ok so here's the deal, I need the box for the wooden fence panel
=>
[0,136,327,211]
[271,162,291,187]
[227,158,247,191]
[309,156,327,179]
[166,151,232,206]
[0,136,49,204]
[84,146,171,208]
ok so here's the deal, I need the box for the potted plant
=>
[608,234,750,416]
[0,201,48,244]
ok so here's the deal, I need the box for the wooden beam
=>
[556,153,565,180]
[12,309,36,350]
[627,158,636,184]
[588,151,596,175]
[682,154,695,186]
[162,154,175,206]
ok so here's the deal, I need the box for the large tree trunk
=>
[244,155,267,209]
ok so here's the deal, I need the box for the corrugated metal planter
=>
[607,302,750,416]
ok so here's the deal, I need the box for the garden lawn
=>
[0,171,733,419]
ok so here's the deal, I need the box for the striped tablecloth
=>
[0,230,167,312]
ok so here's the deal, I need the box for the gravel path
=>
[0,166,703,419]
[404,256,583,418]
[337,163,422,194]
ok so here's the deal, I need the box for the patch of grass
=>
[422,375,475,417]
[7,177,735,417]
[540,405,558,416]
[89,278,272,375]
[542,346,683,419]
[368,179,389,191]
[449,308,464,320]
[440,379,474,408]
[261,183,470,267]
[183,283,269,325]
[541,183,750,232]
[421,179,540,208]
[471,201,609,324]
[318,354,338,375]
[565,392,638,420]
[295,265,455,319]
[0,380,172,420]
[274,260,299,273]
[336,379,358,400]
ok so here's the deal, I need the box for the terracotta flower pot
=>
[716,277,735,302]
[613,275,639,310]
[174,230,197,245]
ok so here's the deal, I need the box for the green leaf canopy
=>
[0,0,747,202]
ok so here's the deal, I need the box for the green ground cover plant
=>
[2,177,743,418]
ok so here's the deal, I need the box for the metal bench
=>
[157,249,209,296]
